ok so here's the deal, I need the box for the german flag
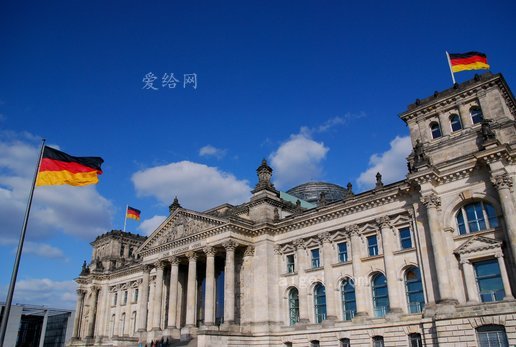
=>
[36,146,104,186]
[126,206,141,220]
[449,52,490,73]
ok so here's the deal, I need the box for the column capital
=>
[222,240,238,251]
[168,255,180,265]
[89,285,100,293]
[185,251,198,261]
[204,246,216,257]
[154,259,167,269]
[142,264,153,273]
[494,252,504,259]
[460,258,471,265]
[273,244,282,255]
[293,239,305,250]
[76,288,86,296]
[318,232,332,243]
[375,216,392,229]
[345,224,361,238]
[420,193,441,209]
[244,246,255,257]
[491,173,513,190]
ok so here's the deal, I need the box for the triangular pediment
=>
[454,235,502,255]
[139,209,227,252]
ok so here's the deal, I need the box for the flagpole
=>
[123,205,128,232]
[445,51,456,85]
[0,139,46,346]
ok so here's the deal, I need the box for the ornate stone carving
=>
[223,240,237,251]
[142,264,153,273]
[185,251,198,261]
[491,173,513,190]
[345,224,361,238]
[293,239,305,250]
[169,255,180,265]
[203,246,216,257]
[318,232,331,243]
[154,260,166,269]
[480,119,496,142]
[420,194,441,209]
[376,216,391,229]
[375,172,384,189]
[273,244,282,255]
[154,214,216,246]
[169,196,181,213]
[76,289,86,296]
[244,246,255,257]
[253,159,278,193]
[273,208,280,222]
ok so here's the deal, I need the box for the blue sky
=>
[1,1,515,308]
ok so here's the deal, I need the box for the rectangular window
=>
[337,242,348,262]
[367,235,378,256]
[123,290,128,305]
[286,254,295,273]
[133,288,139,303]
[311,248,320,268]
[399,227,413,249]
[113,292,118,306]
[474,259,505,302]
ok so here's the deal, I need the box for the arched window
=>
[341,278,356,320]
[405,267,425,313]
[372,273,389,317]
[313,283,327,323]
[456,201,499,235]
[474,259,505,302]
[340,338,351,347]
[470,106,484,124]
[409,333,423,347]
[372,336,385,347]
[430,121,442,139]
[310,341,320,347]
[476,324,509,347]
[120,312,126,336]
[110,314,115,336]
[450,114,462,132]
[288,288,299,326]
[131,311,137,333]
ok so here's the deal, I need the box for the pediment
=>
[454,236,502,255]
[140,209,227,252]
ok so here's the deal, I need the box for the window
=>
[313,283,327,323]
[474,259,505,302]
[110,314,115,336]
[288,288,299,326]
[405,267,425,313]
[120,312,126,336]
[283,343,293,347]
[399,227,413,249]
[311,248,321,268]
[340,338,351,347]
[372,273,389,317]
[341,278,356,320]
[430,121,442,139]
[128,247,133,258]
[123,290,128,305]
[471,106,484,124]
[286,254,295,273]
[131,311,137,333]
[367,235,379,256]
[310,341,320,347]
[450,114,463,132]
[372,336,384,347]
[113,292,118,306]
[120,244,125,257]
[133,288,139,303]
[409,333,423,347]
[456,201,499,235]
[476,325,509,347]
[338,242,348,262]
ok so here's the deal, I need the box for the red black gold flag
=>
[36,146,104,186]
[126,206,141,221]
[449,52,490,73]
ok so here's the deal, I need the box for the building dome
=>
[286,181,348,206]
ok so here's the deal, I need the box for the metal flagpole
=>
[0,139,46,346]
[123,205,128,232]
[445,51,456,85]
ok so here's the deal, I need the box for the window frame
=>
[470,106,484,124]
[367,235,379,256]
[337,242,348,262]
[405,267,425,313]
[409,333,423,347]
[288,287,300,326]
[372,273,389,318]
[341,278,356,321]
[313,283,327,323]
[449,113,463,132]
[286,254,296,273]
[340,338,351,347]
[372,336,385,347]
[430,121,442,139]
[473,259,505,303]
[311,248,321,268]
[398,227,413,250]
[456,201,499,235]
[476,324,509,347]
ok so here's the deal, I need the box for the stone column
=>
[377,216,402,312]
[461,259,479,303]
[203,247,216,326]
[72,289,86,338]
[185,251,198,327]
[223,241,237,325]
[421,194,455,303]
[137,265,152,332]
[294,239,309,323]
[151,260,165,331]
[167,256,180,330]
[86,286,99,338]
[348,225,368,316]
[495,253,514,300]
[491,174,516,264]
[319,232,337,320]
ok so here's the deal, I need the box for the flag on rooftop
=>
[36,146,104,186]
[126,206,141,221]
[448,51,490,73]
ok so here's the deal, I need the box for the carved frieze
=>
[491,173,513,190]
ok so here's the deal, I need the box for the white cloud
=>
[199,145,227,159]
[0,239,66,259]
[138,215,167,236]
[356,135,412,190]
[5,278,77,308]
[132,161,251,211]
[0,132,113,242]
[269,133,329,189]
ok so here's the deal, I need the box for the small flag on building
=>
[448,51,490,73]
[126,206,141,221]
[36,146,104,187]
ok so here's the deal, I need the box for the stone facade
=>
[70,72,516,346]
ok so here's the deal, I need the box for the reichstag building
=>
[69,72,516,346]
